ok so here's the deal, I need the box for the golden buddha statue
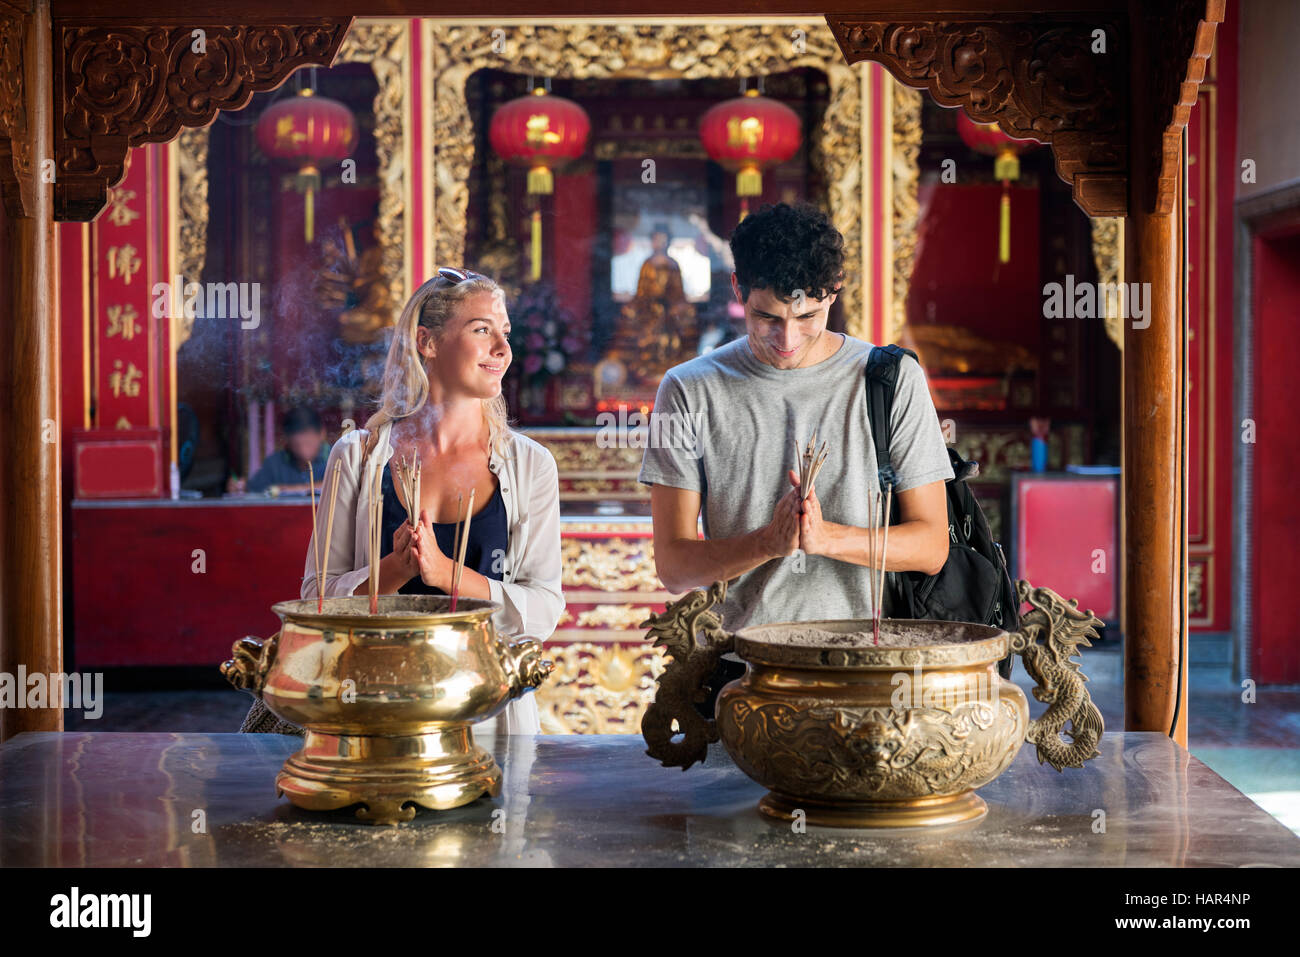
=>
[608,225,697,385]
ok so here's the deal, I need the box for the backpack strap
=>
[864,343,918,476]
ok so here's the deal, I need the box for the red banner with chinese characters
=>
[94,149,155,431]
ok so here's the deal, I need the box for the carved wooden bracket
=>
[0,1,34,218]
[1141,0,1224,214]
[52,19,351,221]
[826,16,1128,217]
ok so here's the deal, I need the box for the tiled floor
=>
[62,644,1300,836]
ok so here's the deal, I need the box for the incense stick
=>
[368,461,382,614]
[450,488,476,612]
[876,484,893,646]
[309,462,322,614]
[867,489,878,643]
[449,491,463,607]
[319,463,342,614]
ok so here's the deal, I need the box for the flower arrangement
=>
[508,282,584,386]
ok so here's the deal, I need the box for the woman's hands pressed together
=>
[409,508,454,592]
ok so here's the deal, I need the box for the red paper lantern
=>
[699,89,802,220]
[489,87,590,280]
[955,110,1042,263]
[256,89,357,242]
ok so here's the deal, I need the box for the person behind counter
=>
[233,406,331,496]
[238,266,564,736]
[639,202,955,710]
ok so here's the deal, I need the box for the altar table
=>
[1,731,1296,867]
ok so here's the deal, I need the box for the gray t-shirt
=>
[638,334,954,631]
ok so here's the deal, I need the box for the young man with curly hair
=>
[639,202,953,645]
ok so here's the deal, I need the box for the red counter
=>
[71,499,313,668]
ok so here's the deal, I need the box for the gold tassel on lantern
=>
[528,165,554,194]
[298,164,321,243]
[994,147,1020,264]
[999,188,1011,263]
[530,209,542,281]
[736,163,762,197]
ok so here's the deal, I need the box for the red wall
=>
[71,502,311,668]
[906,181,1041,353]
[1185,0,1237,633]
[1252,229,1300,683]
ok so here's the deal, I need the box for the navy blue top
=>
[378,463,509,595]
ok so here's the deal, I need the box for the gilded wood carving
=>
[427,22,915,340]
[0,1,32,217]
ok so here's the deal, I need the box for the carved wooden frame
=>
[826,15,1128,217]
[828,2,1224,218]
[51,19,352,222]
[425,20,917,340]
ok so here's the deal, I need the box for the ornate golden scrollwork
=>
[561,537,661,592]
[0,4,33,218]
[576,605,655,630]
[1090,216,1124,352]
[174,128,209,350]
[536,641,666,734]
[333,20,407,325]
[426,21,918,339]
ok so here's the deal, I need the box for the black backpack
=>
[866,345,1018,679]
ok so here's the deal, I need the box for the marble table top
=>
[1,730,1296,867]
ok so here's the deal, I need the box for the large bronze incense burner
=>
[222,595,552,825]
[642,580,1103,828]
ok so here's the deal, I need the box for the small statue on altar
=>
[316,218,394,345]
[608,224,696,384]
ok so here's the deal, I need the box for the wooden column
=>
[1123,186,1187,743]
[0,0,61,740]
[1123,1,1201,746]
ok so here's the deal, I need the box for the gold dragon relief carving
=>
[721,697,1025,800]
[537,641,666,734]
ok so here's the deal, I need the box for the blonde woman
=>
[239,267,564,735]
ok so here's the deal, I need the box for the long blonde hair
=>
[364,273,512,456]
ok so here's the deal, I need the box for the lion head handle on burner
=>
[640,578,1104,773]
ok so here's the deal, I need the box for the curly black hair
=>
[729,202,845,302]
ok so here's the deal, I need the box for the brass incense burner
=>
[642,579,1103,828]
[222,595,552,825]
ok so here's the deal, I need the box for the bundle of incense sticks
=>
[368,462,383,614]
[794,431,829,501]
[449,488,476,613]
[393,451,422,529]
[317,463,343,614]
[865,481,895,645]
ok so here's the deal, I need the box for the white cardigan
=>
[299,421,565,733]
